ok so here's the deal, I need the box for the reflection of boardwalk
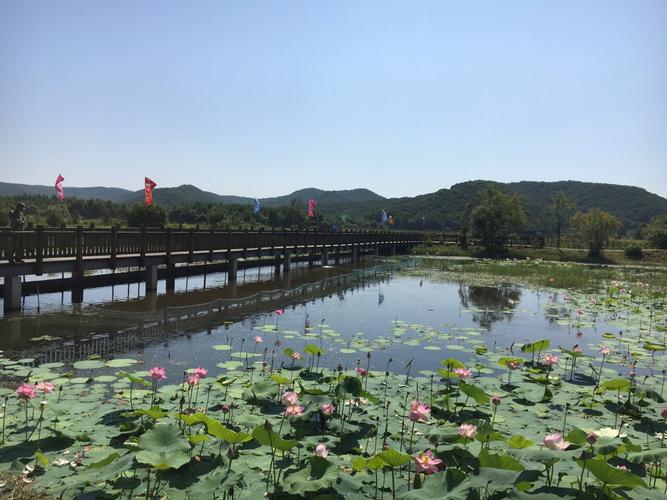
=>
[23,267,391,366]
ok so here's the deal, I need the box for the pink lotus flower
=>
[563,295,569,302]
[321,403,334,415]
[491,395,501,406]
[413,450,443,474]
[222,403,231,413]
[454,368,472,379]
[149,366,167,381]
[409,401,431,422]
[507,360,521,370]
[541,354,559,367]
[291,351,302,361]
[458,423,477,439]
[600,346,611,357]
[274,339,282,347]
[356,367,368,377]
[282,391,299,405]
[577,308,585,316]
[193,367,208,378]
[616,465,628,471]
[284,403,304,417]
[315,443,328,458]
[586,432,597,444]
[661,408,667,419]
[187,375,200,386]
[36,382,55,394]
[543,433,569,450]
[573,344,582,353]
[16,383,37,400]
[254,335,263,343]
[274,309,285,315]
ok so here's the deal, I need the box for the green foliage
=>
[549,191,576,249]
[644,214,667,249]
[624,244,644,260]
[471,186,526,255]
[126,204,168,227]
[570,208,622,257]
[135,424,191,470]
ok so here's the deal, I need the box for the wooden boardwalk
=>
[1,227,423,311]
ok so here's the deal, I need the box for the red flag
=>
[307,198,316,218]
[55,174,64,200]
[144,177,157,206]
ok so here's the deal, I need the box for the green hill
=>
[1,179,664,233]
[328,180,667,232]
[0,182,132,202]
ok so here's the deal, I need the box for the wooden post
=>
[35,226,44,276]
[140,225,146,265]
[188,228,194,263]
[111,226,118,269]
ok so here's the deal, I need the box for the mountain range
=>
[1,180,665,231]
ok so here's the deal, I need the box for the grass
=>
[408,254,667,290]
[413,244,667,267]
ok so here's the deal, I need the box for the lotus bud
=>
[586,432,597,445]
[264,419,272,431]
[227,445,239,460]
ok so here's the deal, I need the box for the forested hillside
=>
[1,180,665,233]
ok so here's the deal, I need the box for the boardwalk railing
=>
[1,227,424,264]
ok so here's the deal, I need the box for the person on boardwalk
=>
[9,202,27,262]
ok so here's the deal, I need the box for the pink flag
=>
[145,177,157,206]
[55,174,65,200]
[274,309,285,315]
[307,198,316,218]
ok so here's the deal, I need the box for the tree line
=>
[2,189,666,257]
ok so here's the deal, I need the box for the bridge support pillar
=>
[334,248,340,265]
[390,245,396,256]
[228,257,238,282]
[351,246,358,263]
[308,253,315,268]
[71,268,84,304]
[145,265,158,292]
[274,255,281,275]
[3,275,22,312]
[321,249,328,266]
[283,253,291,273]
[166,264,176,292]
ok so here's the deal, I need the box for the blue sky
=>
[1,1,665,198]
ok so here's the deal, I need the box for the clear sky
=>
[1,1,665,198]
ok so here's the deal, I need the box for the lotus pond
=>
[1,258,667,499]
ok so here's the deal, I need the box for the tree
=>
[126,204,168,227]
[471,186,526,255]
[549,191,576,250]
[644,214,667,249]
[458,202,473,250]
[45,204,71,226]
[569,208,621,257]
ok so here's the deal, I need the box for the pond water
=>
[4,259,625,383]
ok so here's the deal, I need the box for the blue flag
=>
[253,198,261,214]
[381,209,388,224]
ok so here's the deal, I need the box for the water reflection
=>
[458,284,521,329]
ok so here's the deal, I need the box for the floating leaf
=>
[136,424,191,470]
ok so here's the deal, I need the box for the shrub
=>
[624,245,644,260]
